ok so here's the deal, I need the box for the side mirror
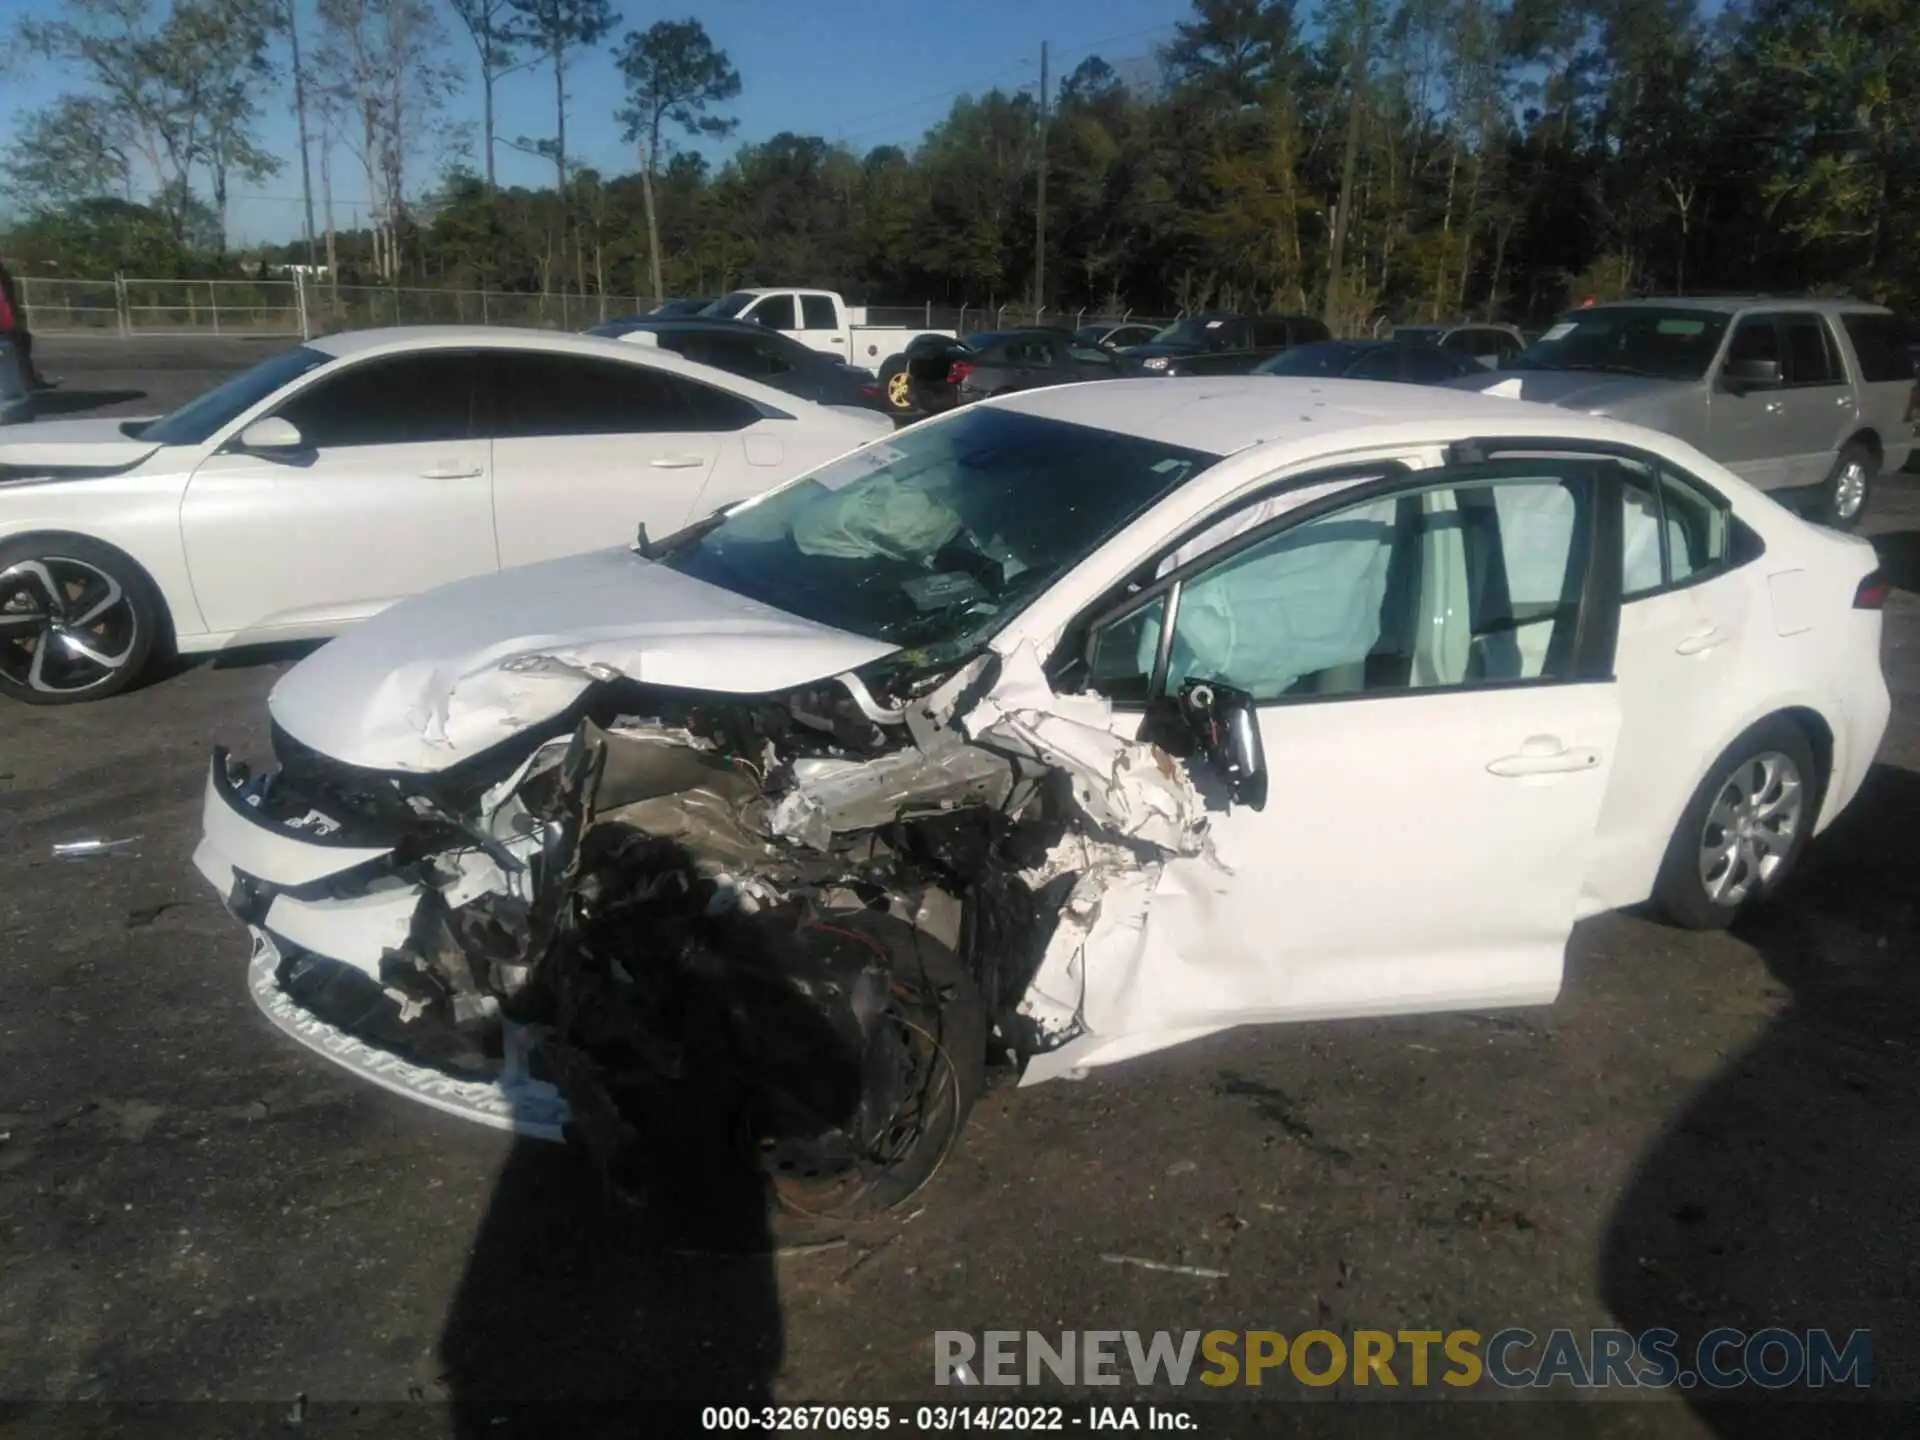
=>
[1177,679,1267,809]
[1721,358,1782,393]
[237,416,306,452]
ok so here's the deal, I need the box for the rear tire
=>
[1651,717,1819,930]
[0,534,163,705]
[880,357,915,416]
[1815,442,1875,530]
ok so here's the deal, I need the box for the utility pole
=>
[1323,0,1374,332]
[287,0,318,269]
[1034,40,1048,314]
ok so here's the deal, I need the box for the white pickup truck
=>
[702,288,955,414]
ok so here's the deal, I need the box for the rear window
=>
[1839,312,1915,383]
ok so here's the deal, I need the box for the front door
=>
[1072,459,1622,1041]
[180,350,497,636]
[1709,313,1792,488]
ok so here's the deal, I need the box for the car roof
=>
[993,377,1569,452]
[1581,296,1891,315]
[301,325,810,408]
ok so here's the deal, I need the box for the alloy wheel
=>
[1696,750,1805,907]
[886,370,913,409]
[0,556,140,697]
[1832,460,1868,521]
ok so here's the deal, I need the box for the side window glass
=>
[799,294,838,330]
[1442,330,1474,352]
[276,352,476,447]
[1086,469,1595,705]
[1402,348,1458,383]
[1783,317,1840,387]
[667,372,762,431]
[750,295,797,330]
[1726,315,1781,367]
[488,353,691,436]
[1660,470,1728,583]
[1622,473,1666,598]
[1350,349,1401,380]
[1622,465,1731,598]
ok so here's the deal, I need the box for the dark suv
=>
[1128,313,1332,376]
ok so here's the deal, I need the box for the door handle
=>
[1674,626,1727,656]
[1486,735,1602,778]
[1763,400,1784,414]
[1835,394,1854,407]
[420,465,483,479]
[830,337,846,344]
[649,455,706,469]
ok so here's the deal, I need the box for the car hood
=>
[1445,369,1692,411]
[0,414,167,472]
[268,547,901,774]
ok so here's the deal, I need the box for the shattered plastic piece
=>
[1099,1253,1228,1279]
[52,837,140,858]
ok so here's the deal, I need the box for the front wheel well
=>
[0,529,177,653]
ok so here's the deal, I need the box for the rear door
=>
[1836,310,1918,467]
[1709,312,1792,488]
[1068,458,1622,1036]
[1774,311,1855,487]
[484,349,761,566]
[180,349,497,635]
[1066,339,1122,384]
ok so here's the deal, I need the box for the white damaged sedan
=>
[194,378,1891,1211]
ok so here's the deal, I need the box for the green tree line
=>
[5,0,1917,327]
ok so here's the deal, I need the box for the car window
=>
[1069,344,1118,367]
[274,351,478,448]
[1000,337,1056,366]
[1252,319,1292,348]
[146,344,332,447]
[1494,333,1523,362]
[486,352,757,436]
[1441,330,1474,352]
[1726,315,1782,368]
[1516,306,1731,381]
[1347,348,1403,381]
[1402,347,1467,383]
[1781,315,1841,387]
[1117,326,1157,347]
[799,294,838,330]
[1087,466,1595,703]
[1210,320,1250,351]
[1622,466,1731,598]
[1292,318,1331,344]
[749,294,798,330]
[1839,312,1914,382]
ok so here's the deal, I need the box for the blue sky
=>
[0,0,1194,244]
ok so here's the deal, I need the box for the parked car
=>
[1391,321,1527,369]
[0,326,889,704]
[195,377,1888,1215]
[646,297,717,318]
[588,315,891,415]
[0,339,28,425]
[1449,298,1918,527]
[1075,321,1162,351]
[701,287,957,415]
[1255,338,1485,384]
[1129,313,1333,376]
[904,327,1127,414]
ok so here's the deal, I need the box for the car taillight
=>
[1854,571,1891,610]
[948,361,975,385]
[859,383,881,397]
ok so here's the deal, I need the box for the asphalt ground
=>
[2,335,1919,1436]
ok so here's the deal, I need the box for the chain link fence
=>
[21,276,1178,345]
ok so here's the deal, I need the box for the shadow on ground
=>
[1870,531,1920,593]
[1601,761,1920,1431]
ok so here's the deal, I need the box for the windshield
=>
[1510,306,1730,381]
[705,292,756,319]
[1255,342,1367,376]
[141,345,332,447]
[1150,318,1220,347]
[664,407,1218,666]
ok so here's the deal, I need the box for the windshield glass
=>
[141,344,333,447]
[1510,306,1730,380]
[1255,342,1367,376]
[705,292,756,319]
[664,407,1218,665]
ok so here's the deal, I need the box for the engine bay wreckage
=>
[195,640,1259,1215]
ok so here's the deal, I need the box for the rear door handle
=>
[1487,735,1602,778]
[1675,626,1727,656]
[420,465,483,479]
[649,455,707,470]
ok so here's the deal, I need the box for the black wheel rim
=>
[0,556,139,695]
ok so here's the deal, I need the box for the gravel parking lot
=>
[4,336,1919,1432]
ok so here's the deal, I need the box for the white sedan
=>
[0,326,890,704]
[194,378,1890,1210]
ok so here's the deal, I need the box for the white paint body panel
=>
[0,326,878,652]
[201,377,1892,1120]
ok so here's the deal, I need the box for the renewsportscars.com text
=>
[934,1327,1872,1391]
